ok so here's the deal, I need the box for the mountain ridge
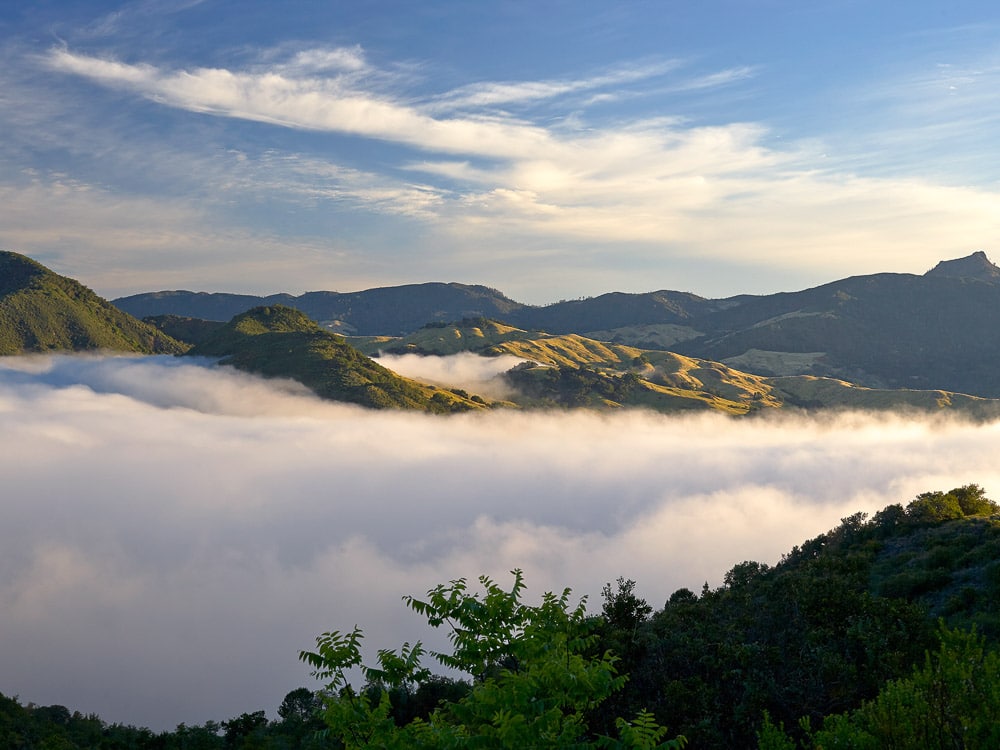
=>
[114,251,1000,397]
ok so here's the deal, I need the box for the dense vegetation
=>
[144,314,226,347]
[186,305,488,412]
[596,485,1000,748]
[5,485,999,749]
[0,251,186,355]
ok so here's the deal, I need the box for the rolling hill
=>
[185,305,489,412]
[356,319,1000,417]
[113,251,1000,398]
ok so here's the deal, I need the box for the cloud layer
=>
[2,355,999,730]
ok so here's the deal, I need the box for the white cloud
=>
[374,352,526,399]
[425,59,683,111]
[42,47,1000,290]
[0,174,379,297]
[1,355,998,729]
[43,48,558,160]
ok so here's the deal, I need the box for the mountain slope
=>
[186,306,488,412]
[358,319,1000,417]
[0,251,186,355]
[672,263,1000,396]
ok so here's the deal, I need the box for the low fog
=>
[2,354,999,730]
[372,351,526,399]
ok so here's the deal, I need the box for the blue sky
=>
[2,1,999,302]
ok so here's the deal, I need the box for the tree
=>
[602,578,653,634]
[299,570,686,749]
[222,711,267,749]
[277,688,320,724]
[906,484,999,524]
[759,624,1000,749]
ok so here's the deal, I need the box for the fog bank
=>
[1,355,998,730]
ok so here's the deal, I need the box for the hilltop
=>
[186,305,488,412]
[0,251,186,355]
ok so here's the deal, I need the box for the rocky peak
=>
[924,251,1000,282]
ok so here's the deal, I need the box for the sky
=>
[3,354,1000,730]
[1,1,999,302]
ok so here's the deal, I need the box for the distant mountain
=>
[116,283,524,335]
[111,250,1000,397]
[669,254,1000,396]
[925,249,1000,282]
[0,251,186,355]
[185,305,488,412]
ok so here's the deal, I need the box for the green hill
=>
[143,314,226,347]
[356,319,1000,417]
[0,251,186,354]
[186,306,489,412]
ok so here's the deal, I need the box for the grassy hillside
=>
[0,251,187,355]
[358,319,1000,417]
[187,306,489,412]
[772,375,1000,418]
[354,317,537,355]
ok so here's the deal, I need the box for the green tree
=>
[760,625,1000,749]
[299,570,685,749]
[906,484,999,524]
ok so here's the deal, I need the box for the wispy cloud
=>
[44,48,557,159]
[666,65,757,92]
[1,355,998,729]
[375,352,526,399]
[0,174,366,297]
[24,44,1000,298]
[424,59,683,111]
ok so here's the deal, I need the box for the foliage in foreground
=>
[758,624,1000,749]
[299,569,686,749]
[594,484,1000,748]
